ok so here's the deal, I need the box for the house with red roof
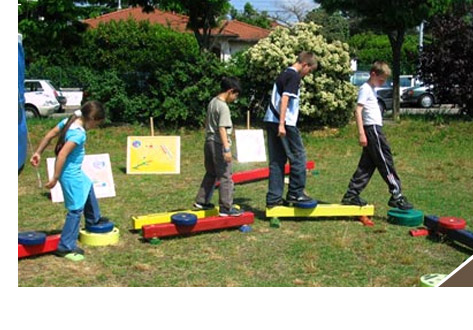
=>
[84,7,272,61]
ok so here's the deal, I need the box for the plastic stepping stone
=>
[438,217,466,230]
[270,217,281,228]
[18,232,47,246]
[359,215,374,227]
[64,252,85,262]
[239,225,252,233]
[293,200,318,209]
[387,208,424,226]
[79,228,120,246]
[420,274,447,287]
[171,213,198,226]
[85,221,114,234]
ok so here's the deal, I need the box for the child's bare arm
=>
[45,141,77,189]
[219,127,232,163]
[278,95,290,137]
[354,104,367,147]
[30,126,61,167]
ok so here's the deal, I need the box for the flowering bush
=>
[245,22,357,127]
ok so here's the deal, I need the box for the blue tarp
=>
[18,34,27,173]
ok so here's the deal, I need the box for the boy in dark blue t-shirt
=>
[264,51,318,208]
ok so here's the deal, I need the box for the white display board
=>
[47,153,116,203]
[235,129,266,163]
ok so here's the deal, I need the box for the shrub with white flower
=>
[245,22,357,127]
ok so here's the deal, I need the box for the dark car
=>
[376,87,393,115]
[401,85,436,108]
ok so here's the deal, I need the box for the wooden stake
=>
[246,110,250,129]
[150,117,154,136]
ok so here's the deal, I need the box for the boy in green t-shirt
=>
[194,77,242,216]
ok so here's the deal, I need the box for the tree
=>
[348,33,420,74]
[18,0,87,65]
[127,0,231,50]
[420,3,473,116]
[305,8,349,42]
[275,0,315,24]
[318,0,432,121]
[245,22,357,127]
[229,2,272,29]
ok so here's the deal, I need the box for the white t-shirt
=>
[358,82,382,126]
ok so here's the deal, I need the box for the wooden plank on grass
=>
[265,204,375,218]
[142,212,254,239]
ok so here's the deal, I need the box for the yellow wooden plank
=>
[132,205,240,229]
[132,209,217,229]
[265,204,375,218]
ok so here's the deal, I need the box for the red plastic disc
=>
[438,217,466,230]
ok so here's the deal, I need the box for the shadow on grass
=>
[41,192,52,201]
[426,233,473,255]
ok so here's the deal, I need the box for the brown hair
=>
[55,101,105,155]
[297,51,317,67]
[370,61,392,76]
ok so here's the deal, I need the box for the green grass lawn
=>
[18,116,473,286]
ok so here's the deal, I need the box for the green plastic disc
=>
[387,208,424,226]
[270,217,281,228]
[149,238,162,245]
[420,274,447,287]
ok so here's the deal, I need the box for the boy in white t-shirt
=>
[341,61,413,210]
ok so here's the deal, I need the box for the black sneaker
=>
[341,193,368,206]
[54,247,85,257]
[286,193,314,204]
[194,202,215,210]
[96,217,110,225]
[219,207,243,217]
[388,195,413,210]
[266,199,289,209]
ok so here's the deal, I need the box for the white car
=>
[24,79,63,118]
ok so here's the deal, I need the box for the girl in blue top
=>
[30,101,108,261]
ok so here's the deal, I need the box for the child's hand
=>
[278,124,286,137]
[45,178,58,189]
[224,151,232,163]
[30,153,41,167]
[359,134,368,147]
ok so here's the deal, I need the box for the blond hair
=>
[297,51,317,67]
[370,61,391,76]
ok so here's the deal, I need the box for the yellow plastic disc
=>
[79,227,119,246]
[420,274,447,287]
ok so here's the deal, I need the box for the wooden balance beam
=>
[18,234,61,259]
[142,212,254,239]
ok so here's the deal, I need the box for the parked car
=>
[376,87,393,115]
[401,85,436,108]
[24,79,66,117]
[349,71,370,86]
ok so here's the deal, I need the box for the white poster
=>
[47,153,116,203]
[235,129,266,163]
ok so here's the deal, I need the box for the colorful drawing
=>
[47,153,116,203]
[126,136,180,174]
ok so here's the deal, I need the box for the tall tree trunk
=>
[388,28,405,122]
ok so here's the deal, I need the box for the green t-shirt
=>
[205,96,233,145]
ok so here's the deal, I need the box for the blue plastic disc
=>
[239,225,252,233]
[18,231,47,246]
[293,200,318,209]
[86,221,114,233]
[171,213,198,226]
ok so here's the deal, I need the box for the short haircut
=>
[370,61,392,76]
[220,77,242,94]
[297,51,317,67]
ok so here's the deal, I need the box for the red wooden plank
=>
[216,160,315,186]
[18,234,61,259]
[142,212,254,239]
